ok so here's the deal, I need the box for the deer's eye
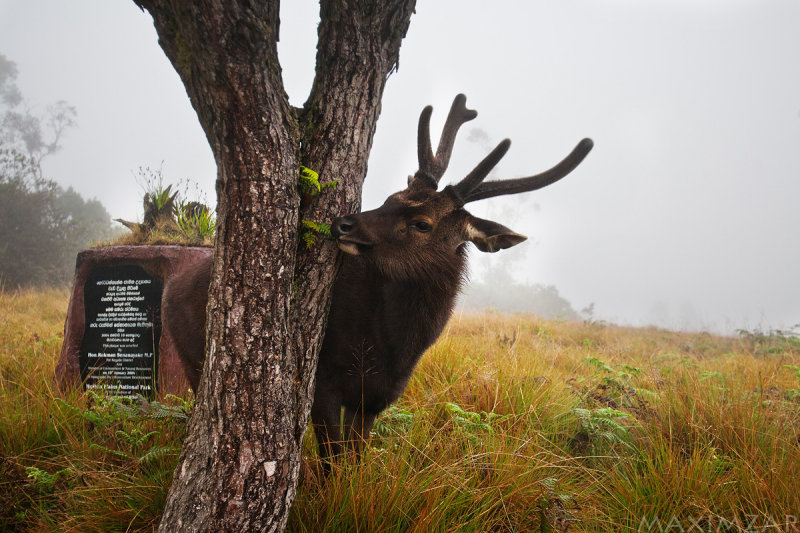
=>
[410,220,433,233]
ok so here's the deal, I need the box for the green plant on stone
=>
[176,200,216,241]
[118,166,335,246]
[118,167,213,244]
[141,174,178,230]
[147,184,176,213]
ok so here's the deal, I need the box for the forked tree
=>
[134,1,590,531]
[132,1,416,531]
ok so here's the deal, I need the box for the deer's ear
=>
[464,215,527,253]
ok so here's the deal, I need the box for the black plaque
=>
[79,265,162,398]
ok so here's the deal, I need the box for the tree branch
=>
[290,0,416,444]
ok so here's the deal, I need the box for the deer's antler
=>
[414,94,477,189]
[449,137,593,205]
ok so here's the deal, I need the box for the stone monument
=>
[56,245,212,397]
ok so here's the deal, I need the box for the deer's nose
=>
[332,216,357,237]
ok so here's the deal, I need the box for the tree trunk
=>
[132,1,415,531]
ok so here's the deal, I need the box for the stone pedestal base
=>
[55,245,212,397]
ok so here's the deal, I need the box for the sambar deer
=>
[162,94,592,462]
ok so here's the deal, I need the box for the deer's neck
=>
[331,249,467,373]
[382,274,460,345]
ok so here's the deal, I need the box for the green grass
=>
[2,291,799,532]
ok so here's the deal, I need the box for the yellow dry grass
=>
[2,289,798,532]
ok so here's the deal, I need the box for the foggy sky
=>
[1,0,798,333]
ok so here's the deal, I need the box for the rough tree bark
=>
[131,1,416,531]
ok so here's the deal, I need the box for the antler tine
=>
[414,94,477,189]
[447,139,511,205]
[433,94,478,177]
[463,138,593,203]
[416,105,436,187]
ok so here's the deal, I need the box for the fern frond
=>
[139,445,181,465]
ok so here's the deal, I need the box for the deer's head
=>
[332,94,593,281]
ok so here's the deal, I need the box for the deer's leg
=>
[310,391,344,464]
[343,405,376,456]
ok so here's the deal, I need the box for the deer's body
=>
[162,94,592,461]
[312,236,466,453]
[162,241,463,457]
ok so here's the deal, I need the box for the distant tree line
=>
[459,225,579,319]
[1,53,115,288]
[459,278,579,320]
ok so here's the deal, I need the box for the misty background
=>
[1,0,798,333]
